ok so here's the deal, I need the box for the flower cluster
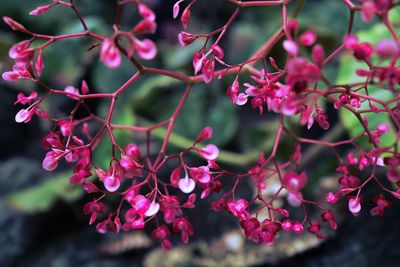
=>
[2,0,400,249]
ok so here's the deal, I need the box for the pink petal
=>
[178,177,195,194]
[104,175,120,192]
[173,3,180,19]
[235,93,248,106]
[145,201,160,217]
[15,109,29,123]
[348,198,361,214]
[287,192,302,207]
[199,144,219,161]
[135,39,157,60]
[298,30,316,46]
[42,155,58,171]
[2,71,19,81]
[283,40,298,56]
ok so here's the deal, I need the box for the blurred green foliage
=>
[6,172,83,213]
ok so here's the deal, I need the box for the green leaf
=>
[131,76,180,106]
[62,16,109,36]
[5,172,83,213]
[163,89,239,146]
[161,42,204,69]
[92,61,136,93]
[207,98,238,146]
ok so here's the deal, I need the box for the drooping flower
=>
[199,144,219,161]
[100,39,122,69]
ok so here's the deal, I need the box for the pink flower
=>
[82,181,99,193]
[180,7,191,30]
[124,211,145,230]
[8,40,30,59]
[120,155,135,171]
[2,63,32,81]
[227,199,249,220]
[347,152,358,165]
[100,39,122,69]
[349,97,361,108]
[376,39,399,58]
[96,217,118,234]
[160,195,182,223]
[298,30,316,46]
[125,143,141,160]
[192,51,204,75]
[2,71,19,81]
[348,198,361,215]
[387,168,400,183]
[307,222,324,239]
[130,195,151,214]
[123,195,151,230]
[282,171,308,191]
[316,110,330,130]
[195,126,213,143]
[151,225,172,250]
[3,16,26,32]
[352,42,373,61]
[199,144,219,161]
[286,57,320,93]
[359,157,370,171]
[59,120,76,136]
[183,193,196,208]
[42,151,59,171]
[145,201,160,217]
[235,93,248,106]
[172,217,194,244]
[201,58,215,84]
[69,162,91,184]
[170,167,181,187]
[133,20,157,34]
[138,3,155,21]
[34,50,44,77]
[321,209,337,230]
[178,31,197,46]
[29,4,53,16]
[226,78,240,103]
[172,0,185,19]
[287,192,302,207]
[178,176,196,193]
[64,85,80,99]
[292,221,304,233]
[361,1,375,22]
[370,195,392,216]
[211,45,224,59]
[81,80,89,94]
[103,174,121,192]
[134,38,157,60]
[343,34,358,49]
[83,201,105,225]
[376,123,389,135]
[281,219,293,231]
[282,40,298,56]
[15,108,33,123]
[311,44,325,66]
[326,192,339,204]
[190,166,211,183]
[241,218,261,242]
[339,175,360,189]
[15,92,37,105]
